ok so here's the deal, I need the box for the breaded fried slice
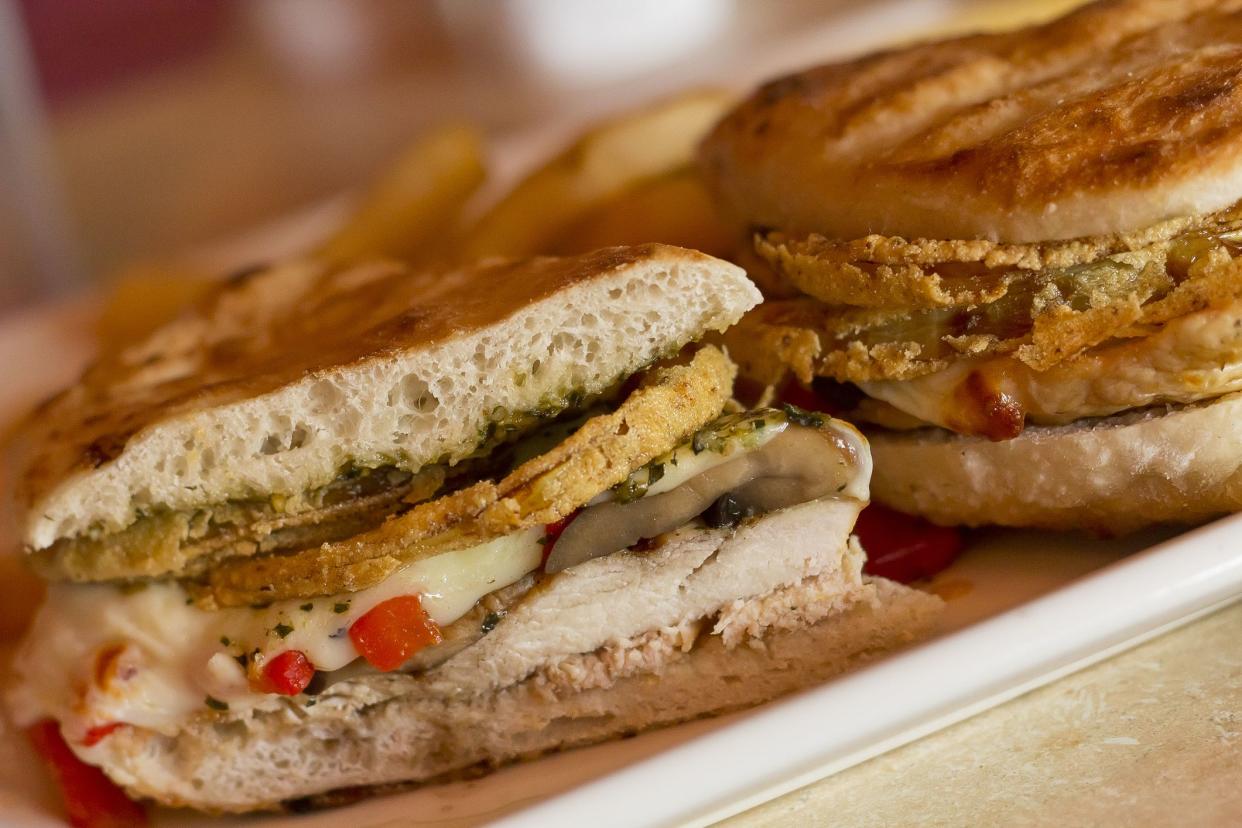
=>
[731,225,1242,385]
[193,346,736,608]
[29,466,446,583]
[755,203,1242,310]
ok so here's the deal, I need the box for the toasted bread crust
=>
[701,0,1242,243]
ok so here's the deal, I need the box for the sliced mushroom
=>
[545,418,870,573]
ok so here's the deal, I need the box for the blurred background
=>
[0,0,1080,315]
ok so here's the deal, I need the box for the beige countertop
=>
[724,601,1242,827]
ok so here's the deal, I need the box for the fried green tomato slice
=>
[191,345,737,608]
[757,201,1242,311]
[735,225,1242,385]
[29,465,446,583]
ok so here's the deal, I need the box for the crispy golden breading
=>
[738,219,1242,384]
[192,487,503,610]
[30,467,446,584]
[757,234,1013,309]
[486,345,736,523]
[725,299,948,384]
[722,300,833,386]
[731,244,804,300]
[193,347,736,608]
[756,204,1242,309]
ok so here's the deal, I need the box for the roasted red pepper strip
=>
[775,377,869,417]
[26,719,148,828]
[854,503,964,584]
[349,595,443,671]
[81,722,124,748]
[253,650,315,696]
[541,510,580,568]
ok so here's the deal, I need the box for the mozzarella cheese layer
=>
[8,529,542,738]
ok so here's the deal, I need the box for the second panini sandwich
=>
[702,0,1242,533]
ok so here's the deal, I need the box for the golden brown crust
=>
[701,0,1242,243]
[756,233,1014,309]
[722,301,834,387]
[192,347,736,607]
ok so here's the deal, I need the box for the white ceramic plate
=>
[5,3,1242,825]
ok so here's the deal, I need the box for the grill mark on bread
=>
[701,0,1242,242]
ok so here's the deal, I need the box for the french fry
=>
[460,90,733,259]
[318,123,486,267]
[546,167,735,258]
[96,262,217,351]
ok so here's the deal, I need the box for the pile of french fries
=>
[100,89,748,348]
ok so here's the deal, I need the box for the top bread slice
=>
[15,244,760,552]
[700,0,1242,243]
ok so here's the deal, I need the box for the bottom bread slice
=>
[95,577,940,812]
[870,390,1242,534]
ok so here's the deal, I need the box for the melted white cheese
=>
[860,299,1242,430]
[647,422,786,498]
[625,413,870,503]
[7,529,542,738]
[594,414,789,506]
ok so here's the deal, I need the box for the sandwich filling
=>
[9,402,869,747]
[731,201,1242,439]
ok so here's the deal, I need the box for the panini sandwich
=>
[6,244,940,812]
